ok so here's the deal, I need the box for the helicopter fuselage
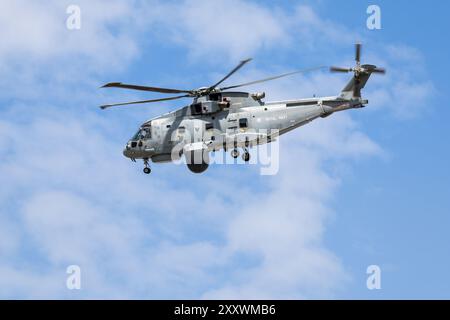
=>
[102,43,382,174]
[123,91,363,172]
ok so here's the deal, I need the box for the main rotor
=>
[99,58,326,109]
[99,43,385,109]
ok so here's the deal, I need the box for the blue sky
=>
[0,0,449,299]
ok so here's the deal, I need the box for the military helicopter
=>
[100,44,385,174]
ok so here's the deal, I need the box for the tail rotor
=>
[331,43,385,98]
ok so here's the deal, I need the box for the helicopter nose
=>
[123,146,132,158]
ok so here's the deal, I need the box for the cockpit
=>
[131,126,151,141]
[124,124,155,159]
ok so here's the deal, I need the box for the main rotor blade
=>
[355,43,362,63]
[220,66,327,91]
[330,66,352,73]
[101,82,193,95]
[99,95,190,110]
[208,58,252,90]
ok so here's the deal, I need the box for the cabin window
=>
[205,123,214,130]
[166,124,171,128]
[239,118,248,128]
[178,126,186,133]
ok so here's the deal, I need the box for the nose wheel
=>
[143,158,151,174]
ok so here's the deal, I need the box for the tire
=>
[231,149,239,159]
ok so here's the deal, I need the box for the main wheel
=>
[242,152,250,162]
[143,167,151,174]
[231,149,240,159]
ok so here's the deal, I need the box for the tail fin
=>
[340,65,376,99]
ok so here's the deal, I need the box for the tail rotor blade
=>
[330,66,352,73]
[355,43,362,64]
[372,67,386,74]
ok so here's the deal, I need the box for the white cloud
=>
[145,0,287,61]
[204,149,347,299]
[142,1,359,62]
[368,81,434,120]
[364,44,435,119]
[0,0,142,104]
[298,113,384,159]
[0,221,19,256]
[0,0,139,69]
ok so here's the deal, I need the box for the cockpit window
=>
[132,126,151,140]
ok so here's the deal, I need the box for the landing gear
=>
[143,158,151,174]
[231,149,240,159]
[242,149,250,162]
[143,167,151,174]
[230,148,250,162]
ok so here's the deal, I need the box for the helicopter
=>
[100,43,385,174]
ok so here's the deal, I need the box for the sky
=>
[0,0,449,299]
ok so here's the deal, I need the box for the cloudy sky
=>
[0,0,449,299]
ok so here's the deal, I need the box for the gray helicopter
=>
[100,44,385,174]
